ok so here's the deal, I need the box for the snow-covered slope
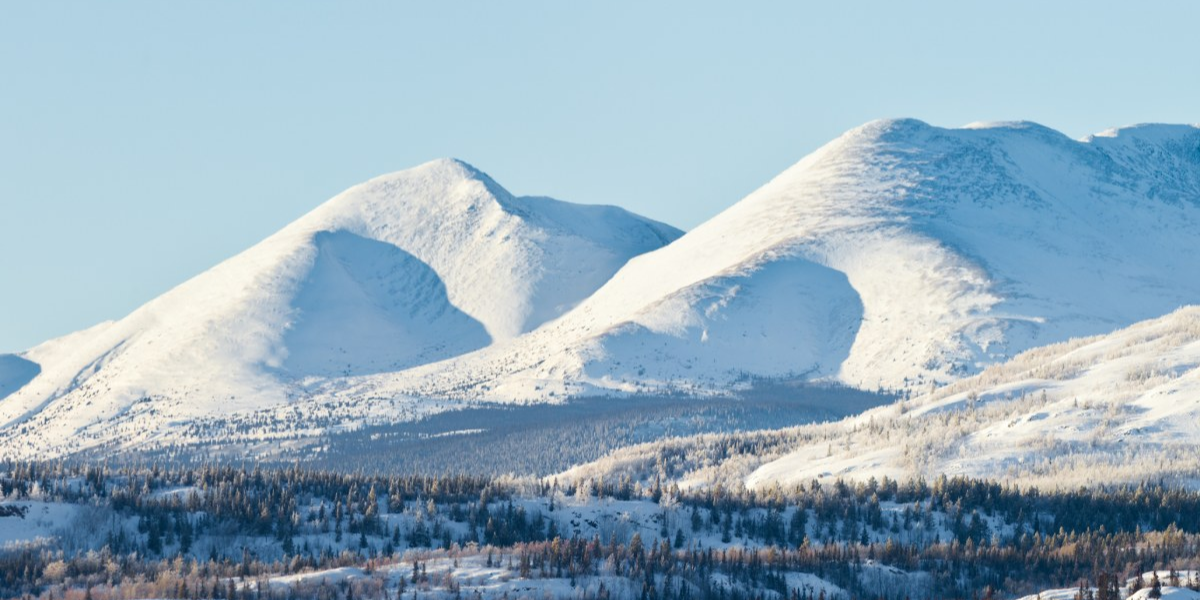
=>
[0,159,680,457]
[749,305,1200,489]
[561,307,1200,490]
[354,119,1200,401]
[0,354,40,402]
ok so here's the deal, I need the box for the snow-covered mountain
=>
[560,306,1200,490]
[5,118,1200,460]
[353,119,1200,400]
[0,159,681,457]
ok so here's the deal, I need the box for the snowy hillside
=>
[355,119,1200,401]
[748,305,1200,489]
[562,306,1200,490]
[0,159,680,458]
[0,354,39,402]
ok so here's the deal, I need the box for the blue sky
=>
[2,1,1197,352]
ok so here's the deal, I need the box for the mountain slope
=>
[749,304,1200,489]
[375,119,1200,401]
[6,119,1200,460]
[560,306,1200,490]
[0,354,39,402]
[0,159,681,457]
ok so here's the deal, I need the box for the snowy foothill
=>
[251,553,641,600]
[747,305,1200,490]
[563,306,1200,491]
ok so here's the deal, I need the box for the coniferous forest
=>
[3,461,1200,600]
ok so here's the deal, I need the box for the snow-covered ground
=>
[1128,588,1200,600]
[1023,587,1200,600]
[250,551,838,600]
[1018,572,1200,600]
[0,502,80,550]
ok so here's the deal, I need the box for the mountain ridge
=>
[4,119,1200,459]
[0,158,681,457]
[354,118,1200,401]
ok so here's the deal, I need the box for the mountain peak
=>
[5,120,1199,460]
[344,157,513,213]
[415,117,1200,404]
[0,160,682,458]
[1086,122,1200,143]
[387,157,496,187]
[842,118,1081,149]
[854,117,932,134]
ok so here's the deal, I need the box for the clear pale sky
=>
[2,1,1197,352]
